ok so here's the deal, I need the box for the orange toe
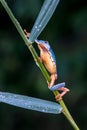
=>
[55,94,62,101]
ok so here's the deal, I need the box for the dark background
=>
[0,0,87,130]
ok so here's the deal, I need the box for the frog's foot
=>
[34,57,42,67]
[34,57,42,63]
[58,87,70,97]
[55,94,62,101]
[55,87,70,101]
[49,82,70,101]
[24,29,30,38]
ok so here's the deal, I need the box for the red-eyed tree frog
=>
[24,30,69,100]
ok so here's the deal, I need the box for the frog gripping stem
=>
[24,29,30,38]
[49,82,70,100]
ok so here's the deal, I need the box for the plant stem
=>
[0,0,80,130]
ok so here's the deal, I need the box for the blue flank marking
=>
[49,48,56,64]
[49,82,65,91]
[35,39,56,64]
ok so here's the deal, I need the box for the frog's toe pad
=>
[55,94,62,101]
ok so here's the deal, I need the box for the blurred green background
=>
[0,0,87,130]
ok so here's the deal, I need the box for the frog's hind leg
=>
[48,74,57,87]
[49,82,70,101]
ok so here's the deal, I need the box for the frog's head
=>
[35,39,50,51]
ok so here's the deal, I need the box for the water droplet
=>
[37,29,40,31]
[39,24,41,27]
[35,26,37,29]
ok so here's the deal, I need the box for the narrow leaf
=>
[29,0,60,43]
[0,92,62,114]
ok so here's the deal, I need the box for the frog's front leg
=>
[24,29,30,38]
[24,30,42,63]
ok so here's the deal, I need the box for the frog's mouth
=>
[35,39,39,43]
[38,44,47,51]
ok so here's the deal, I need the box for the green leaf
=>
[29,0,60,42]
[0,91,62,114]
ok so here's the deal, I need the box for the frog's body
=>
[24,30,69,100]
[36,40,57,74]
[35,39,69,100]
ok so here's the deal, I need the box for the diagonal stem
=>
[0,0,80,130]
